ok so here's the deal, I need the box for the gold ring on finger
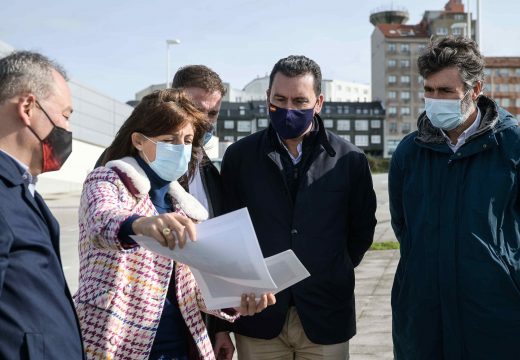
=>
[162,227,171,236]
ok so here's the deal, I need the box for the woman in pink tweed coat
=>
[74,89,275,360]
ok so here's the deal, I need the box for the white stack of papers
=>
[131,208,310,310]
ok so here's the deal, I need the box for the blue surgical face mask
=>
[141,135,192,181]
[425,89,472,131]
[268,103,315,140]
[203,126,215,146]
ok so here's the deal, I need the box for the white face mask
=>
[141,135,192,181]
[424,89,475,131]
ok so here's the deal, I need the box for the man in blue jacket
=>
[221,55,377,359]
[389,36,520,359]
[0,51,84,359]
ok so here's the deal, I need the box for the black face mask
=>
[28,101,72,172]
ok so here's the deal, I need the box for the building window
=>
[237,121,251,132]
[355,120,369,131]
[401,107,411,116]
[401,122,411,134]
[223,135,234,142]
[454,14,465,20]
[373,109,380,115]
[239,106,246,116]
[388,75,397,84]
[417,44,426,53]
[418,91,424,100]
[516,84,520,92]
[389,122,398,133]
[371,135,381,144]
[388,59,397,68]
[400,59,410,68]
[363,108,369,114]
[337,106,343,114]
[258,118,268,127]
[452,27,463,36]
[388,43,397,52]
[418,75,423,84]
[340,134,351,142]
[515,69,520,76]
[325,106,331,114]
[501,98,511,107]
[387,139,401,155]
[355,135,369,147]
[258,105,266,114]
[388,107,397,116]
[400,75,411,84]
[500,84,510,92]
[371,120,381,128]
[498,68,510,76]
[224,120,234,129]
[323,119,334,128]
[356,108,362,114]
[436,27,448,35]
[516,98,520,107]
[337,120,350,131]
[401,91,411,100]
[400,44,410,53]
[343,106,350,114]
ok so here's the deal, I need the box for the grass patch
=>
[370,241,400,250]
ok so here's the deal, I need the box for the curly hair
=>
[418,36,485,91]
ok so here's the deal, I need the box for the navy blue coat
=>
[389,96,520,359]
[0,152,84,359]
[221,116,377,344]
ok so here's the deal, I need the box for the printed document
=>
[131,208,310,309]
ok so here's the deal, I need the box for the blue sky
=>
[2,0,518,103]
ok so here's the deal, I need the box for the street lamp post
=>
[166,39,181,88]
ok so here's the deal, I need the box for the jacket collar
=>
[105,156,208,222]
[416,95,499,144]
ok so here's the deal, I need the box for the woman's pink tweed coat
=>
[73,157,238,360]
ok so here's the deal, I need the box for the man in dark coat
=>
[221,55,377,359]
[0,51,85,359]
[171,65,235,359]
[390,36,520,359]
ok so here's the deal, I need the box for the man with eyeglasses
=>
[0,51,85,359]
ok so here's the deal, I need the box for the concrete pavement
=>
[46,172,399,359]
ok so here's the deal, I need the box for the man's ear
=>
[314,94,324,114]
[17,94,37,126]
[131,132,145,151]
[473,81,483,101]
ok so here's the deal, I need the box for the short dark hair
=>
[418,36,485,91]
[102,89,211,180]
[268,55,322,96]
[172,65,226,96]
[0,51,68,104]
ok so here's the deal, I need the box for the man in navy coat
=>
[0,51,85,359]
[221,55,377,359]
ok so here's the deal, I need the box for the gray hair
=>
[418,36,485,91]
[269,55,322,96]
[0,51,68,104]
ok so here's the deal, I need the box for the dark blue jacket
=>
[221,116,377,344]
[389,96,520,359]
[0,152,85,359]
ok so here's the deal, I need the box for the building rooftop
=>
[485,57,520,68]
[377,23,429,38]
